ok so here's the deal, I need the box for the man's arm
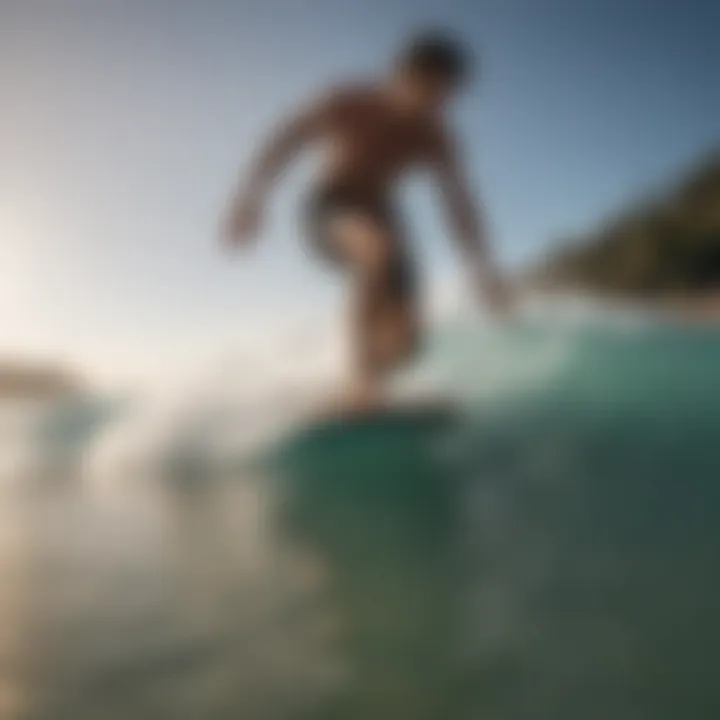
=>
[223,91,341,246]
[431,132,510,311]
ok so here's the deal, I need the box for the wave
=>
[4,298,719,483]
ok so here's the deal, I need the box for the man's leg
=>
[325,212,419,409]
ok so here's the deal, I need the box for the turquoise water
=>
[1,318,719,718]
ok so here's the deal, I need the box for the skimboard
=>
[271,399,459,474]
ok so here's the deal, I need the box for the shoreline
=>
[520,282,720,325]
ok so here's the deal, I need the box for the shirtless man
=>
[224,31,510,410]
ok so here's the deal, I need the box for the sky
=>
[1,0,718,388]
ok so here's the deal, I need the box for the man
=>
[224,31,510,411]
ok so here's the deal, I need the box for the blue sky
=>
[1,0,718,386]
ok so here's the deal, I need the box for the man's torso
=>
[317,84,444,198]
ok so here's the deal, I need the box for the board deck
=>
[301,398,458,438]
[271,399,460,472]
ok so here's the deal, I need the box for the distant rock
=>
[0,360,85,400]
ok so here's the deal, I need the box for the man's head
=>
[393,31,473,111]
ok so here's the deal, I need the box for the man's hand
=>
[223,194,263,250]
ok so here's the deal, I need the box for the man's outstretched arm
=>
[432,133,511,312]
[223,92,339,247]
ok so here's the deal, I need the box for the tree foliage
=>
[535,152,720,298]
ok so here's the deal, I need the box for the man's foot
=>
[341,384,386,414]
[315,384,386,420]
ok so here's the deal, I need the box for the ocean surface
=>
[1,310,720,719]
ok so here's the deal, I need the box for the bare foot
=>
[315,385,386,420]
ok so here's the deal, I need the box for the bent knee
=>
[328,215,395,273]
[397,317,422,361]
[373,307,422,369]
[362,240,397,287]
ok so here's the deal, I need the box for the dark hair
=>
[398,31,473,85]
